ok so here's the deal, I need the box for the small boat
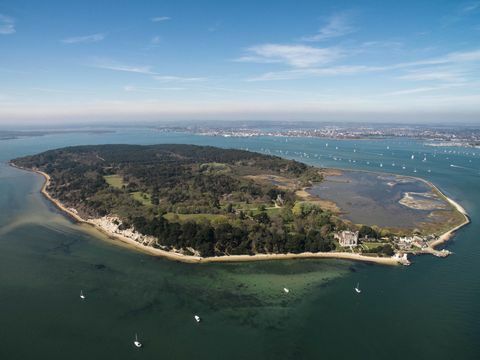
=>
[194,315,201,323]
[80,290,85,300]
[133,333,142,348]
[283,287,290,294]
[354,283,361,294]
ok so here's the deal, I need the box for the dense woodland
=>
[12,144,381,257]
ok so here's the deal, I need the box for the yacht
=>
[80,290,85,300]
[194,315,201,323]
[133,334,142,348]
[354,283,361,294]
[283,287,290,294]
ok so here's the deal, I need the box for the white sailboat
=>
[80,290,85,300]
[354,283,361,294]
[133,333,142,348]
[194,315,201,323]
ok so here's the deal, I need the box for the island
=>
[10,144,469,265]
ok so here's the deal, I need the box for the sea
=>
[0,128,478,359]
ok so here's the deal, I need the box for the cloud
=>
[460,1,480,14]
[91,58,156,74]
[153,75,207,82]
[302,12,356,42]
[151,16,170,22]
[247,65,380,81]
[0,14,15,35]
[208,21,222,32]
[236,44,342,68]
[442,1,480,26]
[123,85,185,92]
[397,68,467,83]
[151,36,161,44]
[248,48,480,81]
[385,83,464,96]
[62,33,105,44]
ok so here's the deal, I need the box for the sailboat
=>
[194,315,201,323]
[133,333,142,348]
[354,283,361,294]
[80,290,85,300]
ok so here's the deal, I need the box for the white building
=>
[335,231,359,247]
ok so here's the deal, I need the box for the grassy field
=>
[130,191,151,206]
[104,175,124,189]
[164,213,228,223]
[360,242,386,251]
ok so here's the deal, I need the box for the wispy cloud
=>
[302,12,356,42]
[62,33,105,44]
[442,1,480,26]
[151,35,162,44]
[123,85,185,92]
[208,21,222,32]
[153,75,207,82]
[0,14,15,35]
[248,48,480,81]
[236,44,342,68]
[247,65,380,81]
[151,16,170,22]
[385,83,464,96]
[91,58,156,74]
[460,1,480,14]
[398,68,467,83]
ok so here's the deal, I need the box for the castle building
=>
[335,231,359,247]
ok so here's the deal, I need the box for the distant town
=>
[156,123,480,148]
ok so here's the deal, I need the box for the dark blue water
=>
[0,129,479,359]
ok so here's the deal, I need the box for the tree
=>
[359,225,377,239]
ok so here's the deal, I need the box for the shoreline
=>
[10,163,469,266]
[11,163,401,266]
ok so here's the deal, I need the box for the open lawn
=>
[164,213,228,223]
[104,175,124,189]
[130,191,151,206]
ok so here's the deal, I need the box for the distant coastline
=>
[10,161,470,267]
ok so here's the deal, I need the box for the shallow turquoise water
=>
[0,129,479,359]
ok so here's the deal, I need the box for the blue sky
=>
[0,0,479,124]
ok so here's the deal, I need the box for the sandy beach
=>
[417,178,471,250]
